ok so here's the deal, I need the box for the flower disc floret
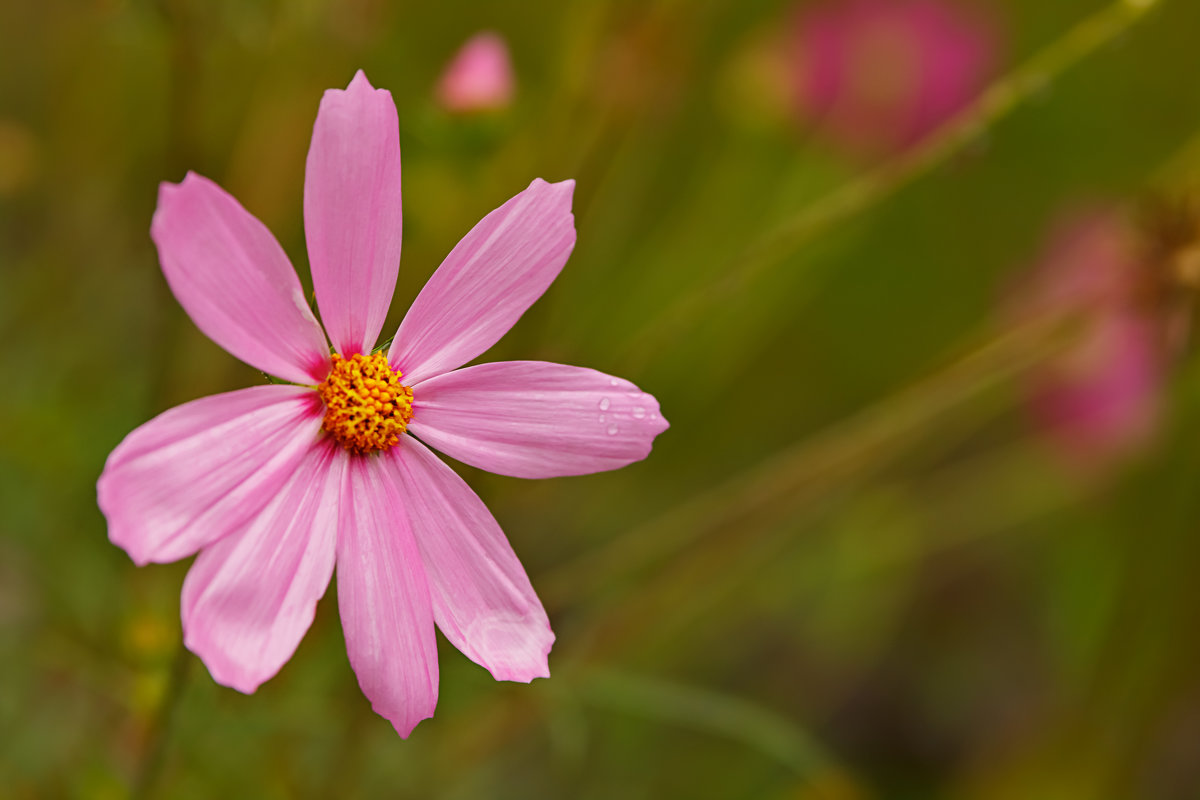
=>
[318,352,413,454]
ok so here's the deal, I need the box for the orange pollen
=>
[318,352,413,455]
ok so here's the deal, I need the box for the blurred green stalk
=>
[546,315,1073,611]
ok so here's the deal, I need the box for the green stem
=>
[132,641,191,800]
[580,668,846,785]
[544,315,1072,609]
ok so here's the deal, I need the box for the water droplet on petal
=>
[598,397,611,411]
[606,424,619,436]
[598,414,606,423]
[632,407,646,419]
[610,378,621,387]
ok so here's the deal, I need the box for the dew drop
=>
[610,378,621,387]
[598,397,611,411]
[606,424,620,436]
[632,407,646,419]
[598,414,606,423]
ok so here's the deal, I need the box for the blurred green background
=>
[6,0,1200,797]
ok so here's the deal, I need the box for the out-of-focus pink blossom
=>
[1020,209,1164,470]
[436,32,515,113]
[790,0,998,156]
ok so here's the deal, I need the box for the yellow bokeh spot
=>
[318,352,413,455]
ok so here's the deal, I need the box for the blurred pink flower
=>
[97,71,668,738]
[791,0,998,156]
[1020,209,1163,469]
[435,32,515,113]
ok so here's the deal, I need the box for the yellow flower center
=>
[318,352,413,455]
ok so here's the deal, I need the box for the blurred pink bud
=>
[436,32,515,113]
[1020,210,1164,470]
[791,0,998,156]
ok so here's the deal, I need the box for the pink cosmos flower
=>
[790,0,998,156]
[1018,208,1163,470]
[435,32,515,113]
[96,71,668,737]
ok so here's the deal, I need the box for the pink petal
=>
[305,70,403,357]
[1013,206,1164,472]
[381,437,552,682]
[408,361,669,479]
[181,440,343,693]
[98,385,323,566]
[388,179,576,385]
[435,32,516,113]
[1030,313,1162,465]
[151,173,330,384]
[792,0,997,155]
[337,454,438,738]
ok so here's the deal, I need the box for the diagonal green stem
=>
[544,314,1073,609]
[132,641,191,800]
[580,668,848,786]
[621,0,1163,367]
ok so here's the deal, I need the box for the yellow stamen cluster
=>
[318,352,413,455]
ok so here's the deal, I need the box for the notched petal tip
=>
[386,707,435,739]
[150,172,200,232]
[529,178,576,238]
[484,630,555,684]
[465,612,555,683]
[339,69,392,100]
[96,444,184,568]
[650,404,671,436]
[103,524,155,568]
[182,626,268,695]
[529,176,576,204]
[159,170,206,195]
